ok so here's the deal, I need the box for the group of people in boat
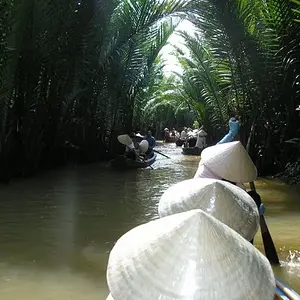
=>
[178,115,240,151]
[106,139,281,299]
[124,130,156,161]
[105,114,287,299]
[163,127,180,142]
[174,126,208,152]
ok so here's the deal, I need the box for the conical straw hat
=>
[158,178,259,241]
[107,209,275,300]
[201,141,257,183]
[139,140,149,154]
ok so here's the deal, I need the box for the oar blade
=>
[250,182,280,265]
[117,134,132,146]
[153,149,171,159]
[260,215,280,265]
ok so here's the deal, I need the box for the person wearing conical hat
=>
[106,209,275,300]
[158,178,259,242]
[194,141,257,184]
[163,128,170,142]
[193,141,265,233]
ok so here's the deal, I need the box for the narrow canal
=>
[0,143,299,299]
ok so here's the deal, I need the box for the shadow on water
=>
[0,142,299,299]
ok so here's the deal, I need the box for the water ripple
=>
[0,142,299,298]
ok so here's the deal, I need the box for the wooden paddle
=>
[117,134,133,147]
[153,149,171,159]
[250,182,280,265]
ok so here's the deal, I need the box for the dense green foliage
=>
[1,0,300,182]
[146,0,300,177]
[0,0,190,181]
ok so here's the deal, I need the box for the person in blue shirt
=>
[144,130,156,158]
[217,115,240,144]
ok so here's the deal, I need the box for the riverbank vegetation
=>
[0,0,190,181]
[0,0,300,183]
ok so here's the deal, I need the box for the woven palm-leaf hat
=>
[138,140,149,153]
[158,178,259,241]
[107,209,275,300]
[200,141,257,183]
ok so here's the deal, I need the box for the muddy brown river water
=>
[0,143,299,299]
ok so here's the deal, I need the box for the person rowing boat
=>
[193,141,265,201]
[114,134,156,169]
[193,141,256,190]
[193,141,280,265]
[217,115,240,144]
[120,133,149,161]
[195,127,207,149]
[143,130,156,158]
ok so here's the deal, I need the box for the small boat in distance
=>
[111,154,157,169]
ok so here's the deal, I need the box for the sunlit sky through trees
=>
[160,19,196,76]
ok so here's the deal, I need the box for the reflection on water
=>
[0,142,299,299]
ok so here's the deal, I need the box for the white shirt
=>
[195,136,206,149]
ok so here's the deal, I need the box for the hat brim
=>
[158,178,259,241]
[201,141,257,183]
[107,210,275,300]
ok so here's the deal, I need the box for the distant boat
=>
[111,154,157,169]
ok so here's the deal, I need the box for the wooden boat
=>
[111,154,157,169]
[175,139,185,147]
[275,277,300,299]
[182,146,203,156]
